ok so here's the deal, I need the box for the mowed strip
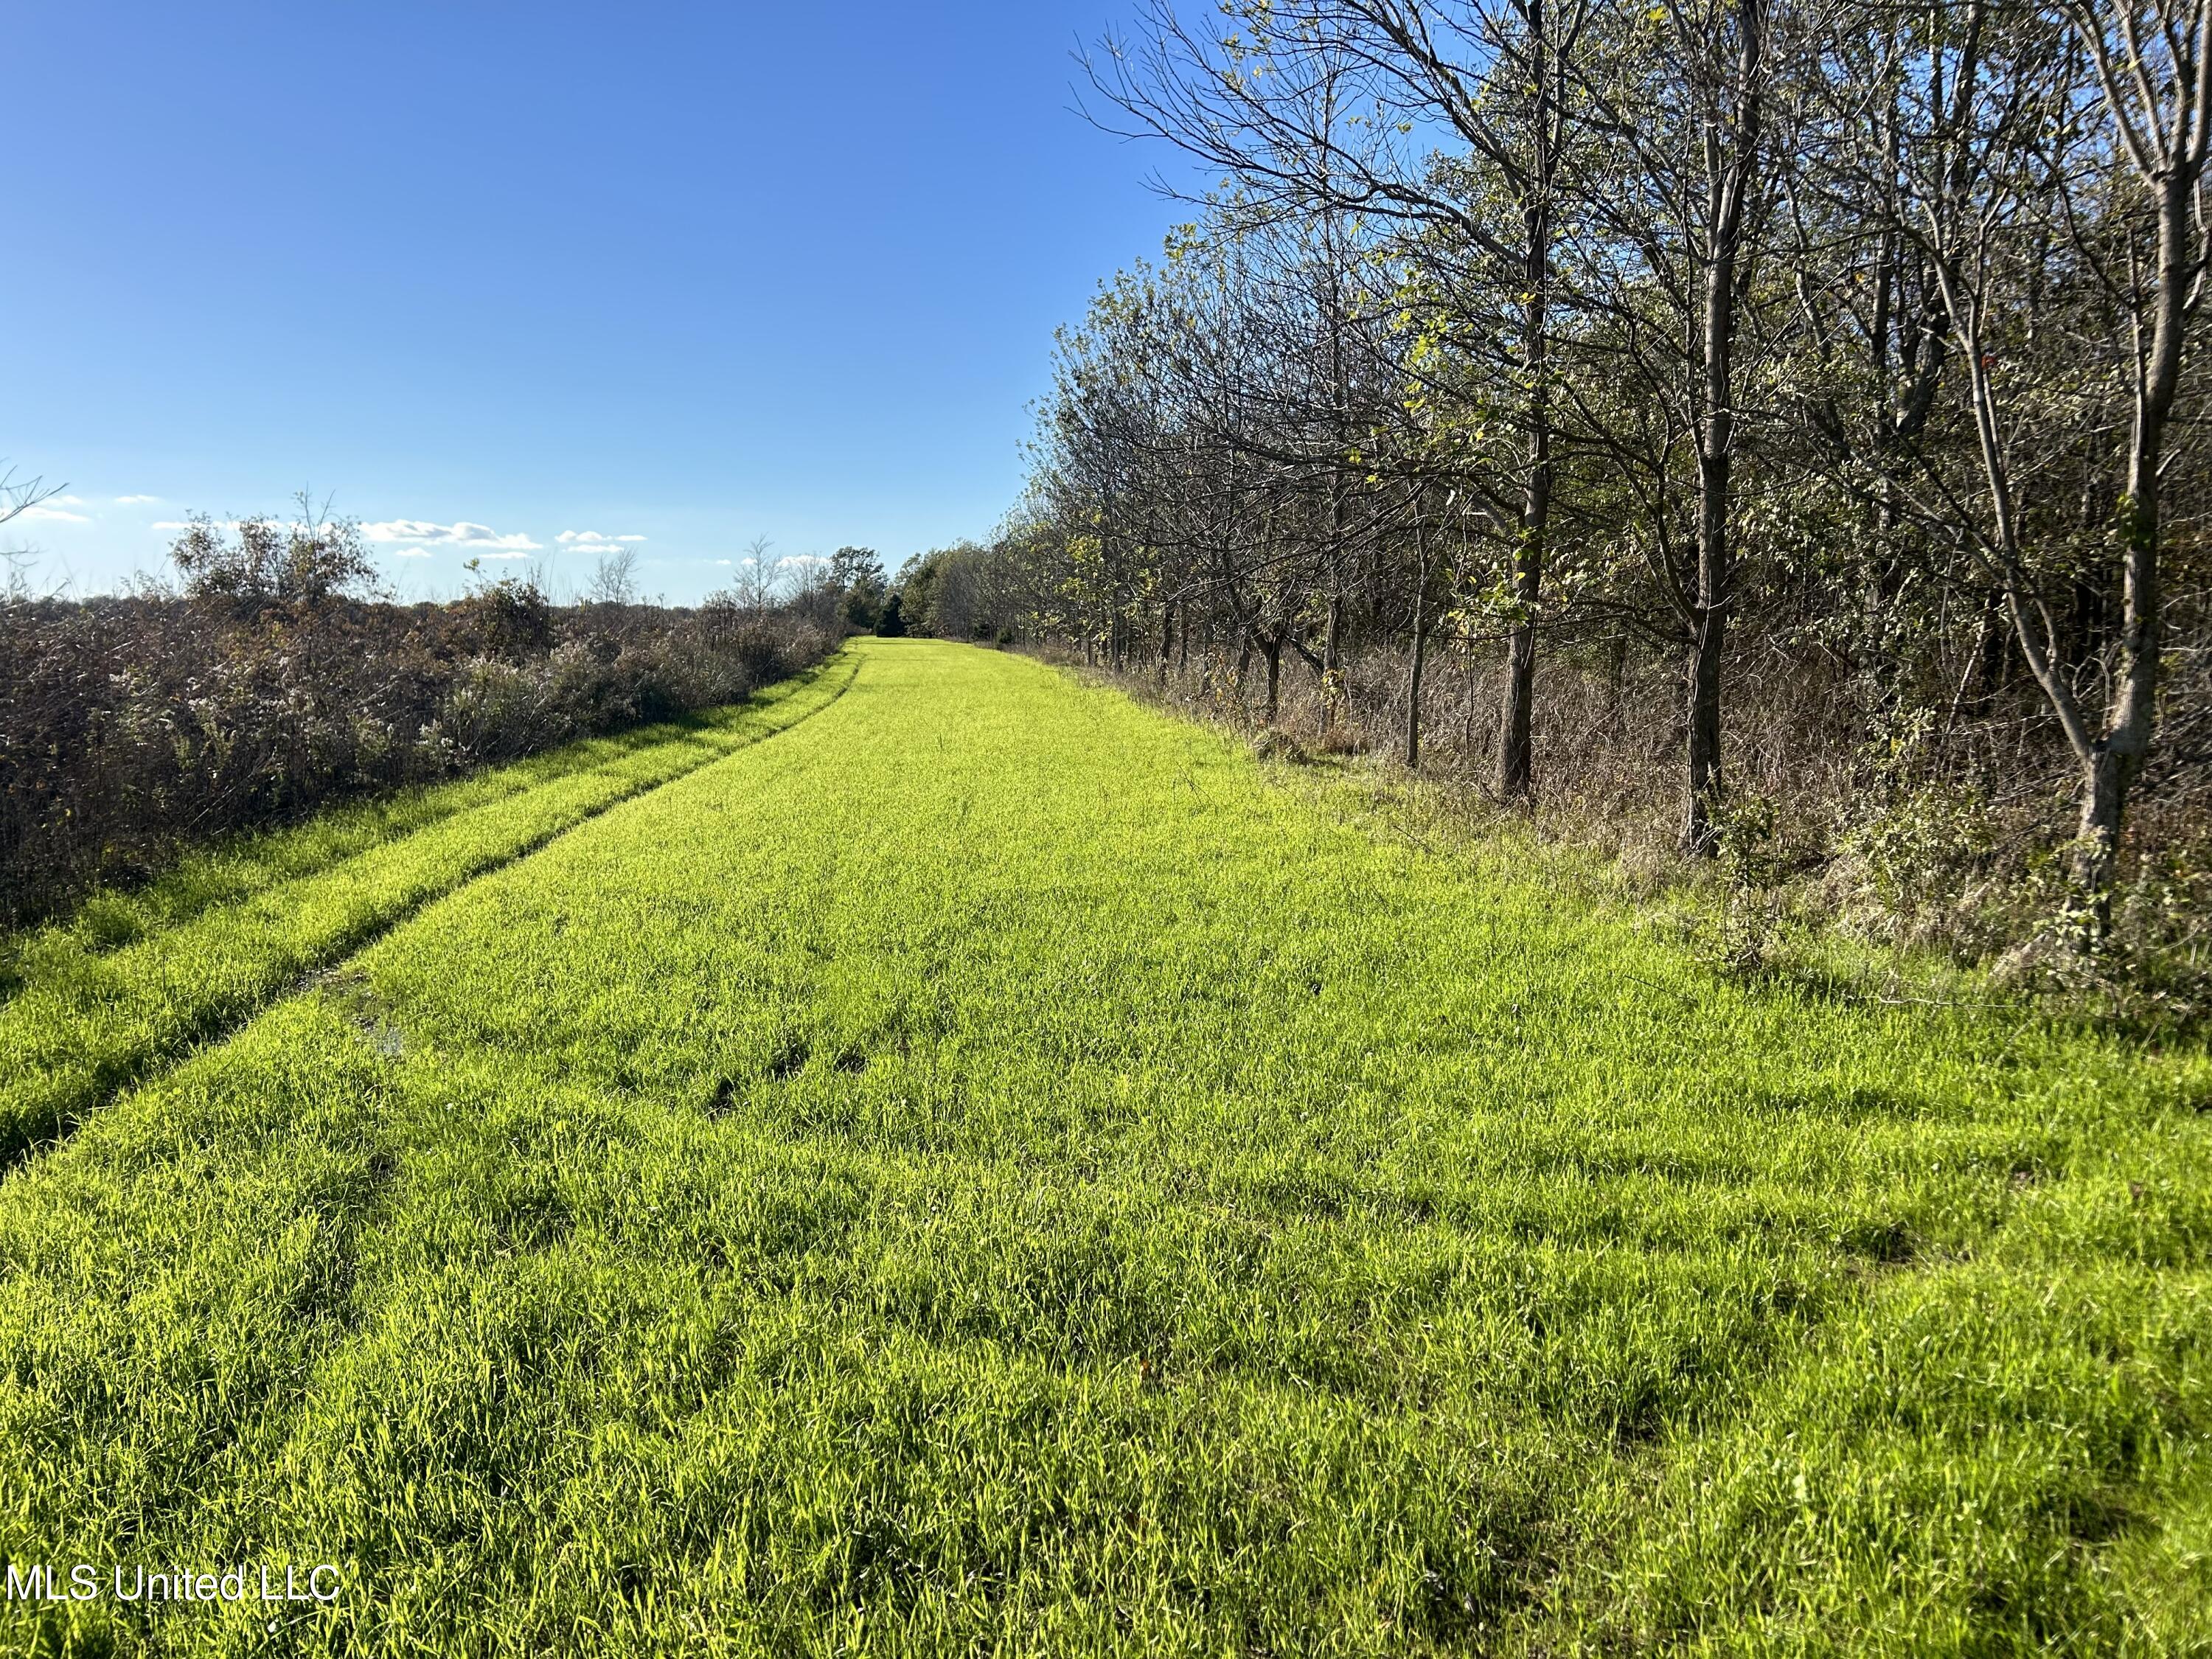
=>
[0,651,858,1162]
[1,639,2206,1657]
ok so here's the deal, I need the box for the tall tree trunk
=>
[1497,448,1549,799]
[1680,0,1762,857]
[1683,271,1736,855]
[1682,549,1728,852]
[1952,0,2210,924]
[2075,159,2186,905]
[1323,195,1350,731]
[1323,573,1346,726]
[1406,518,1430,770]
[1496,0,1554,801]
[1682,321,1737,854]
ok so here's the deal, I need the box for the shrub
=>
[0,581,833,926]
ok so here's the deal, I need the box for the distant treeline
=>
[1,513,839,927]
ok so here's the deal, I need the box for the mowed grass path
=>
[2,639,2207,1656]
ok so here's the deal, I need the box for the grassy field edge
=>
[0,648,861,1168]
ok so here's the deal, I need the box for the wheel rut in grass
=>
[0,650,863,1174]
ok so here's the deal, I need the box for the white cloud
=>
[52,494,87,506]
[556,529,649,554]
[149,518,299,534]
[19,505,90,524]
[364,518,540,552]
[364,519,445,543]
[393,548,432,559]
[472,551,532,561]
[115,494,161,504]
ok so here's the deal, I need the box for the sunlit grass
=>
[0,639,2204,1655]
[0,652,858,1161]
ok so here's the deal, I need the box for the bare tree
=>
[726,535,786,616]
[1882,0,2211,919]
[587,547,642,606]
[1088,0,1598,791]
[2063,0,2212,907]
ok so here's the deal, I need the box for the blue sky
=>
[3,1,1196,600]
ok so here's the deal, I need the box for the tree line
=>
[905,0,2211,958]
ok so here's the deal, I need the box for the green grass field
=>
[1,638,2207,1655]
